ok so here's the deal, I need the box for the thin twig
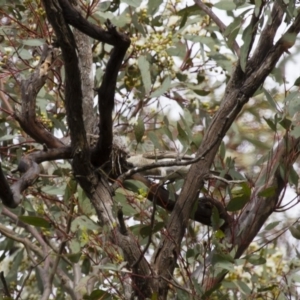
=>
[208,174,246,185]
[131,183,159,270]
[15,267,33,299]
[194,0,240,56]
[48,197,75,288]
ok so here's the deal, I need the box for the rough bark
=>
[152,2,300,298]
[1,1,300,299]
[15,44,64,149]
[43,1,152,298]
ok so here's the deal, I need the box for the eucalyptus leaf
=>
[19,216,51,228]
[138,55,151,94]
[150,76,171,98]
[134,117,145,143]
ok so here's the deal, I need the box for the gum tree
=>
[1,0,300,299]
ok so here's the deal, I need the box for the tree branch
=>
[152,7,300,298]
[58,0,128,46]
[92,20,130,167]
[15,44,65,149]
[194,0,240,55]
[0,147,72,208]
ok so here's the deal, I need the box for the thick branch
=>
[58,0,128,46]
[152,7,300,298]
[92,20,130,167]
[15,44,64,149]
[248,2,284,71]
[230,135,300,258]
[43,0,94,199]
[130,173,232,227]
[0,147,72,208]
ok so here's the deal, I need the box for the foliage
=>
[0,0,300,299]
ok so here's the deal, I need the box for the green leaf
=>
[67,252,82,263]
[177,122,189,147]
[134,117,145,143]
[263,88,278,110]
[140,222,164,238]
[193,89,210,96]
[147,0,162,15]
[83,289,112,300]
[212,252,235,265]
[258,186,276,197]
[263,117,277,132]
[179,12,188,29]
[246,254,266,265]
[22,39,45,46]
[0,134,14,141]
[264,221,280,231]
[150,76,171,98]
[138,56,151,94]
[123,179,148,194]
[236,280,251,295]
[71,216,99,232]
[98,1,111,12]
[166,42,186,57]
[175,72,188,82]
[286,91,300,117]
[19,216,51,228]
[219,141,226,160]
[289,225,300,240]
[279,117,292,130]
[214,1,237,10]
[114,192,138,216]
[211,206,224,230]
[294,76,300,86]
[162,124,174,142]
[177,4,204,17]
[42,184,66,196]
[291,126,300,138]
[122,0,142,7]
[224,17,242,49]
[288,165,299,187]
[226,194,250,212]
[64,178,77,202]
[148,131,162,149]
[240,23,253,72]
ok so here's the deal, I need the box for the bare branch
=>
[58,0,129,46]
[92,20,130,167]
[152,7,300,297]
[15,44,64,149]
[248,2,284,71]
[129,173,232,227]
[0,147,72,208]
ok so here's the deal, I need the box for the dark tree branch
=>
[15,44,64,149]
[0,147,72,208]
[152,6,300,298]
[58,0,128,46]
[193,133,300,291]
[92,20,130,167]
[231,135,300,258]
[43,0,95,201]
[243,0,267,61]
[44,2,152,298]
[247,2,284,73]
[0,164,15,208]
[130,173,232,228]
